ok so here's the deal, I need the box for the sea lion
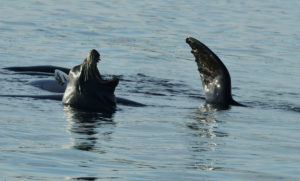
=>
[186,37,245,108]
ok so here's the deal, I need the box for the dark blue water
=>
[0,0,299,180]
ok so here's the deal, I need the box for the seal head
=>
[62,49,119,112]
[186,37,243,108]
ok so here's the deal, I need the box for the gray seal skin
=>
[186,37,244,109]
[62,49,119,112]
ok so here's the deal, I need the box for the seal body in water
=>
[62,49,119,112]
[186,37,244,109]
[2,64,145,108]
[4,65,70,75]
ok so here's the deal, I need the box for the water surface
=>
[0,0,299,180]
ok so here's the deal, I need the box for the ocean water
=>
[0,0,299,180]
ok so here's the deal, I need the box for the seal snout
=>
[90,49,100,58]
[186,37,197,47]
[87,49,100,63]
[186,37,195,46]
[186,37,197,54]
[186,37,191,44]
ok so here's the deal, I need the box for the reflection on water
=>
[0,0,299,180]
[186,107,228,171]
[64,106,115,153]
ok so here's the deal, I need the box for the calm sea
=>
[0,0,299,180]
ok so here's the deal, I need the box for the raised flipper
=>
[4,65,70,74]
[186,37,245,108]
